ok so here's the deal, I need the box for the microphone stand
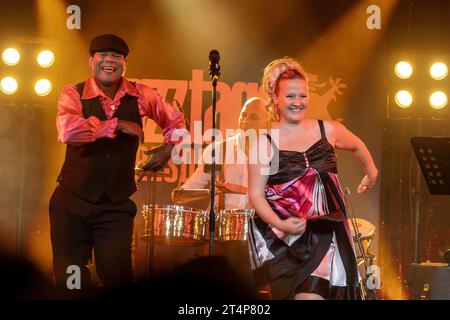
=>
[208,50,220,256]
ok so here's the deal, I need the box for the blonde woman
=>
[247,57,378,300]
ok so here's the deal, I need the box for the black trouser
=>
[49,185,136,290]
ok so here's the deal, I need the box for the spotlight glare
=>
[395,61,413,79]
[34,79,52,96]
[37,50,55,68]
[429,91,447,110]
[2,48,21,66]
[395,90,413,108]
[429,62,448,80]
[0,77,18,94]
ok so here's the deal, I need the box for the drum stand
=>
[136,146,170,278]
[344,188,378,300]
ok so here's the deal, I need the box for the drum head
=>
[348,218,375,240]
[219,209,255,216]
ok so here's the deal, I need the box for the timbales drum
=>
[217,209,255,241]
[141,205,207,246]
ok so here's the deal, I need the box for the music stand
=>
[410,137,450,264]
[410,137,450,195]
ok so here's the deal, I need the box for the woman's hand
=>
[357,173,378,193]
[276,217,307,235]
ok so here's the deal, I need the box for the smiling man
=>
[50,34,186,293]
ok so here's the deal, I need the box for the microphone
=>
[208,49,221,84]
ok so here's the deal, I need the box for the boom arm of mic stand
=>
[344,188,369,300]
[343,188,379,299]
[172,99,190,132]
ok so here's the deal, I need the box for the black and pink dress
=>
[248,120,360,300]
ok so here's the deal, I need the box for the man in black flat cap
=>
[49,34,186,293]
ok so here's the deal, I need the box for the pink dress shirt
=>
[56,77,185,146]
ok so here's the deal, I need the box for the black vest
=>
[57,81,143,203]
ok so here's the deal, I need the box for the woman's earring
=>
[274,104,280,121]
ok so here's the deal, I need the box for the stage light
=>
[0,77,18,95]
[395,90,413,108]
[389,52,450,119]
[2,48,21,66]
[36,50,55,68]
[395,61,413,79]
[34,79,52,96]
[429,62,448,80]
[0,38,58,103]
[429,91,447,109]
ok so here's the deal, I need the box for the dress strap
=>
[318,120,326,139]
[263,133,280,175]
[264,133,279,153]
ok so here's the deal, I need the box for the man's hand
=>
[117,120,144,143]
[140,143,174,172]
